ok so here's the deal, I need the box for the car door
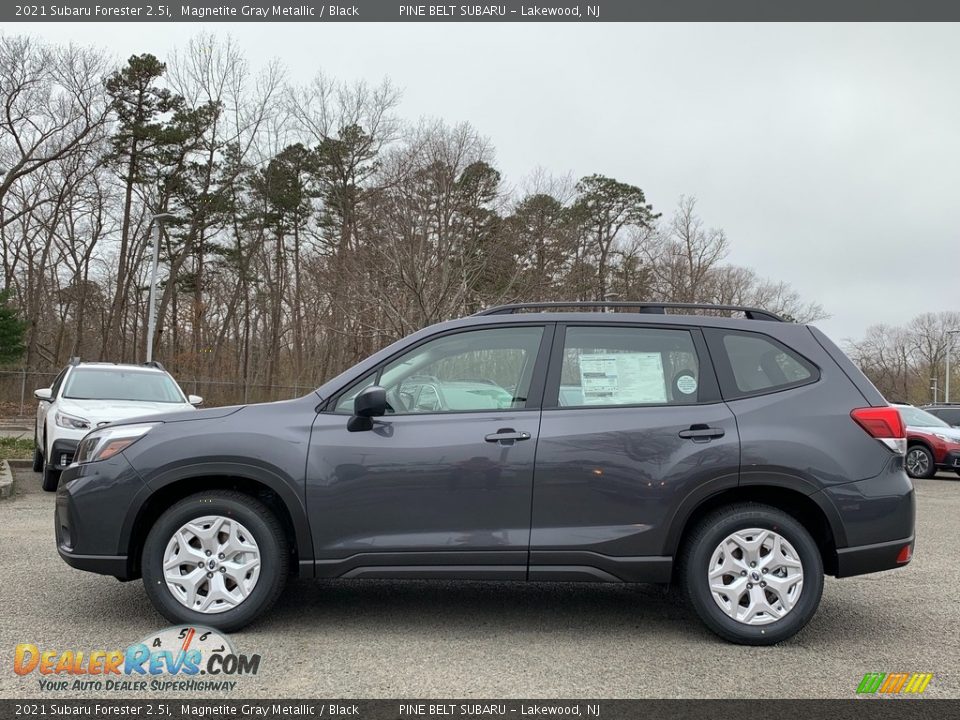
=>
[306,324,553,580]
[529,323,740,582]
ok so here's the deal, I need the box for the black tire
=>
[905,445,936,479]
[680,502,824,646]
[32,443,43,473]
[142,490,289,632]
[40,431,59,491]
[41,432,60,493]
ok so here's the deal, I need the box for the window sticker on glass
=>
[579,352,667,405]
[675,372,698,395]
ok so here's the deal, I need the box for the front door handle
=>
[678,425,725,442]
[485,428,531,445]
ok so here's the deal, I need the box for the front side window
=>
[556,326,701,407]
[333,372,376,414]
[376,326,544,414]
[63,369,186,403]
[50,369,67,398]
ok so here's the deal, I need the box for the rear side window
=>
[707,329,818,399]
[930,408,960,426]
[554,326,702,407]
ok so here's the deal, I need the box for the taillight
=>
[851,406,906,455]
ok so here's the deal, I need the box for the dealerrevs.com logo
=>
[14,626,260,693]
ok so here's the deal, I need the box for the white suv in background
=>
[34,360,201,491]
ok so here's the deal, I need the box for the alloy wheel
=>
[707,528,804,626]
[162,515,261,614]
[906,448,930,477]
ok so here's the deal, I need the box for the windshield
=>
[63,369,186,403]
[898,406,950,428]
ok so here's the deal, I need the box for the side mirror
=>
[34,388,52,401]
[188,395,204,406]
[347,385,387,432]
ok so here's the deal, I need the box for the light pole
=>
[146,212,175,363]
[946,330,960,403]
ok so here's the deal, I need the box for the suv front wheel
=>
[40,433,60,492]
[680,503,824,645]
[142,491,289,632]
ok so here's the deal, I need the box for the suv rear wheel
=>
[142,490,289,632]
[680,503,823,645]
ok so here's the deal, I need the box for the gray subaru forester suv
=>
[55,302,914,645]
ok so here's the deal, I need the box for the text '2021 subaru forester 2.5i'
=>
[55,302,914,645]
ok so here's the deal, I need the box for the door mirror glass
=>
[188,394,204,406]
[34,388,52,401]
[348,385,387,432]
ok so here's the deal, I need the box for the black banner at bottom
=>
[2,700,955,720]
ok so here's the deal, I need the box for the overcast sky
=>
[18,22,960,342]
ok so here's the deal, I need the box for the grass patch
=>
[0,436,33,461]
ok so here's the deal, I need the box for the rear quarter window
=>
[705,328,819,399]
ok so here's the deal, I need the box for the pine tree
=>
[0,289,26,366]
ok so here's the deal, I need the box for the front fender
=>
[122,461,315,569]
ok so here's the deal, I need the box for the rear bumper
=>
[835,535,914,578]
[820,458,915,577]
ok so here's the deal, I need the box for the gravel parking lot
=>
[1,464,957,699]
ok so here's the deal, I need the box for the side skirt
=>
[309,550,673,583]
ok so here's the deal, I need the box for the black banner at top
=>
[6,0,960,23]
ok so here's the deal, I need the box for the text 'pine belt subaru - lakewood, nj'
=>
[54,302,915,645]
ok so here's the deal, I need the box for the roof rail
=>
[142,360,165,371]
[68,356,81,366]
[473,302,786,322]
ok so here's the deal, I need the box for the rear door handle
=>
[678,425,725,442]
[485,428,531,444]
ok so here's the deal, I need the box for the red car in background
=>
[895,404,960,479]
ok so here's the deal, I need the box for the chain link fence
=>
[0,369,312,420]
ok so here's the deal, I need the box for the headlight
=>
[74,423,159,465]
[933,433,956,443]
[56,411,90,430]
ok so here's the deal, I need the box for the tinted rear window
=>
[706,329,819,399]
[929,408,960,426]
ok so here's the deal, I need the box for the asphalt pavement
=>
[1,465,957,699]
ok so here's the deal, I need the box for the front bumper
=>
[55,454,149,580]
[57,546,129,577]
[937,450,960,470]
[49,437,81,470]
